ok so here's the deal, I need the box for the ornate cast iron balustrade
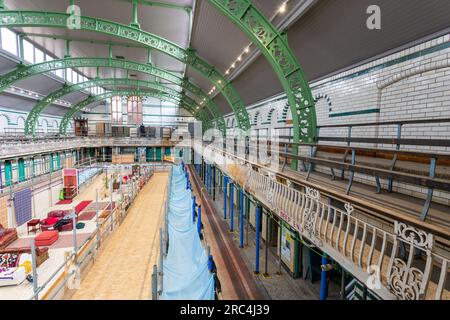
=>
[196,142,450,300]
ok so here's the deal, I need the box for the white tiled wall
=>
[224,34,450,205]
[0,107,65,134]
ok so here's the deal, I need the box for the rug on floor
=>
[75,200,92,214]
[78,211,97,221]
[6,233,91,249]
[56,199,72,205]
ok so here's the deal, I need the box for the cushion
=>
[36,231,58,241]
[0,253,19,268]
[42,217,59,225]
[76,222,85,229]
[35,231,59,247]
[0,228,4,237]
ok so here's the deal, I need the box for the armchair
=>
[0,224,18,249]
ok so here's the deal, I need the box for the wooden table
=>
[27,218,41,234]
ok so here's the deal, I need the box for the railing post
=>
[197,205,202,236]
[239,188,244,248]
[230,182,234,232]
[255,204,261,274]
[207,246,212,272]
[212,166,216,201]
[95,188,100,249]
[72,207,77,265]
[192,195,196,223]
[110,179,113,231]
[223,177,228,219]
[158,229,164,294]
[152,264,158,300]
[30,237,38,300]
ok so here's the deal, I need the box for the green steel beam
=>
[0,57,225,133]
[24,78,203,135]
[119,0,191,13]
[59,89,198,134]
[0,10,250,131]
[207,0,318,167]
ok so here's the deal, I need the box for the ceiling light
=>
[244,47,250,54]
[237,56,242,62]
[225,70,229,75]
[279,2,287,13]
[231,63,235,69]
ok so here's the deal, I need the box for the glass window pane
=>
[1,28,18,56]
[66,69,72,83]
[35,47,44,63]
[23,39,34,63]
[55,68,64,78]
[71,70,77,83]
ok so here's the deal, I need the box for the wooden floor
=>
[68,172,168,300]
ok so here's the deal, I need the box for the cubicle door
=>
[18,158,25,182]
[147,147,154,162]
[155,147,162,161]
[4,160,12,186]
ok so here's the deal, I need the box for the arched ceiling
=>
[0,0,449,122]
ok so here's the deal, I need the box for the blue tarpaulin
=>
[161,165,214,300]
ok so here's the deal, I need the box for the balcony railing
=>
[196,142,450,300]
[0,137,176,158]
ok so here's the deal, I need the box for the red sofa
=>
[40,210,74,232]
[0,224,18,249]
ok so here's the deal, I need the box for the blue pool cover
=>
[161,165,214,300]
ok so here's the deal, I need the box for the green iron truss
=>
[0,57,225,134]
[25,78,207,135]
[0,10,250,130]
[207,0,318,168]
[59,89,195,134]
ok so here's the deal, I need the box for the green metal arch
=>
[24,78,207,135]
[207,0,317,153]
[0,57,225,134]
[0,10,250,130]
[59,89,195,134]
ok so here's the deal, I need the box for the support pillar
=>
[264,210,269,277]
[255,204,261,274]
[223,176,228,219]
[197,205,202,236]
[130,0,141,29]
[192,195,196,223]
[320,254,329,300]
[239,188,244,248]
[230,183,234,232]
[212,166,216,201]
